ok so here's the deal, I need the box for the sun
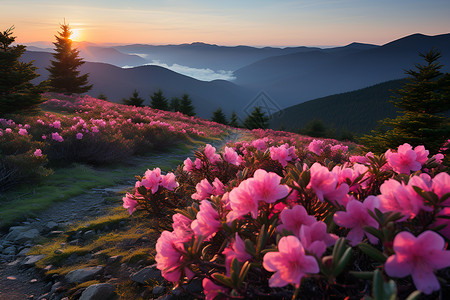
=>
[70,29,81,41]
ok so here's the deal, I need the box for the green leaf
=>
[230,258,240,287]
[334,247,352,276]
[244,239,256,257]
[238,261,251,287]
[405,291,422,300]
[358,243,387,263]
[331,238,347,269]
[372,269,385,300]
[213,273,233,287]
[362,226,384,241]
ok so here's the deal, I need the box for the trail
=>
[0,130,242,300]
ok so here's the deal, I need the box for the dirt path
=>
[0,130,242,300]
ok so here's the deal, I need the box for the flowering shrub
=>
[125,140,449,298]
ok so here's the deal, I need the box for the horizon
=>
[3,0,450,47]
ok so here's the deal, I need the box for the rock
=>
[79,283,115,300]
[54,249,63,254]
[14,229,40,244]
[186,278,203,294]
[65,266,104,283]
[107,255,122,264]
[17,247,31,256]
[5,226,30,241]
[50,231,64,236]
[83,230,95,239]
[131,265,164,284]
[22,254,46,266]
[152,286,165,295]
[68,239,79,246]
[3,245,16,255]
[45,221,58,231]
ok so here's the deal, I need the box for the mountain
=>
[21,51,255,118]
[269,79,407,135]
[114,42,324,71]
[234,33,450,108]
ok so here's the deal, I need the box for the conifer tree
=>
[47,21,92,94]
[211,107,228,125]
[243,106,269,129]
[170,97,181,112]
[229,111,239,128]
[97,93,108,100]
[150,89,169,111]
[123,89,144,107]
[0,26,44,114]
[179,93,196,116]
[361,50,450,154]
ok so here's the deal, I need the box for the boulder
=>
[14,229,40,244]
[2,246,16,255]
[22,254,46,266]
[79,283,115,300]
[66,266,104,283]
[131,265,164,284]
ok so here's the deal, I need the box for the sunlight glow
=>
[70,29,81,41]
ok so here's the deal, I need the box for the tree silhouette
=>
[170,97,181,112]
[123,89,144,107]
[150,89,169,111]
[0,26,44,113]
[179,93,196,116]
[243,106,269,129]
[229,111,239,128]
[47,21,92,94]
[361,50,450,154]
[211,107,228,125]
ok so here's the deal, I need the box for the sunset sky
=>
[2,0,450,47]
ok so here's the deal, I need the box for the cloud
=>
[144,60,236,82]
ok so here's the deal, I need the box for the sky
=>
[2,0,450,47]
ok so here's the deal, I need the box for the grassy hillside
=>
[270,79,406,135]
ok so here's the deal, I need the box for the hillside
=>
[269,79,406,134]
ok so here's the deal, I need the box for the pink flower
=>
[91,126,99,133]
[204,144,221,164]
[379,179,423,220]
[33,149,42,157]
[223,233,252,272]
[161,172,178,191]
[385,231,450,294]
[278,205,316,235]
[223,147,243,166]
[191,200,221,240]
[192,179,214,200]
[5,128,12,134]
[122,192,138,214]
[432,153,444,164]
[263,235,319,287]
[227,179,259,221]
[51,132,64,142]
[414,145,429,164]
[172,213,193,241]
[212,178,225,196]
[349,152,374,165]
[52,120,61,129]
[183,158,194,172]
[203,278,228,300]
[307,163,337,201]
[334,196,380,246]
[141,168,162,194]
[18,128,28,136]
[299,221,338,258]
[194,158,203,169]
[308,139,325,155]
[155,231,194,282]
[385,143,422,174]
[76,132,83,139]
[251,169,290,204]
[431,172,450,206]
[251,138,268,151]
[269,144,297,167]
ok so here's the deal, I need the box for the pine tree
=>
[0,26,44,114]
[229,111,239,128]
[243,106,269,129]
[123,89,144,107]
[47,21,92,94]
[361,50,450,154]
[170,97,181,112]
[150,89,169,110]
[179,93,196,116]
[211,107,228,125]
[97,93,108,100]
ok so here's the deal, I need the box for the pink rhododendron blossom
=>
[251,138,268,151]
[223,233,252,272]
[122,192,138,214]
[299,221,338,258]
[263,235,319,287]
[141,168,162,194]
[204,144,221,164]
[308,139,325,155]
[0,130,3,137]
[172,213,193,241]
[385,231,450,294]
[41,135,46,140]
[414,145,429,164]
[192,179,214,200]
[51,132,64,142]
[34,149,42,157]
[433,207,450,240]
[203,278,228,300]
[223,146,243,166]
[251,169,290,203]
[155,231,194,282]
[227,179,259,221]
[431,172,450,206]
[349,152,374,164]
[212,178,225,196]
[5,128,12,134]
[91,126,99,133]
[76,133,83,139]
[191,200,221,240]
[385,143,422,174]
[278,205,316,234]
[194,158,203,169]
[183,158,194,172]
[269,144,297,167]
[334,196,380,246]
[52,120,61,129]
[161,172,179,191]
[307,163,338,201]
[18,128,28,136]
[379,179,423,220]
[432,153,444,164]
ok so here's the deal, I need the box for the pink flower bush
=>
[385,143,426,174]
[307,162,338,202]
[51,132,64,142]
[76,132,83,139]
[223,146,242,166]
[378,179,423,220]
[277,205,316,235]
[18,128,28,136]
[308,139,325,155]
[269,143,297,167]
[222,233,252,271]
[299,221,338,258]
[227,179,259,221]
[334,196,380,246]
[191,200,221,240]
[385,231,450,294]
[203,278,229,300]
[33,149,42,157]
[122,192,138,214]
[251,169,289,204]
[263,235,319,287]
[172,213,193,241]
[183,157,194,172]
[204,144,221,164]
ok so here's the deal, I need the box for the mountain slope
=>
[21,51,255,118]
